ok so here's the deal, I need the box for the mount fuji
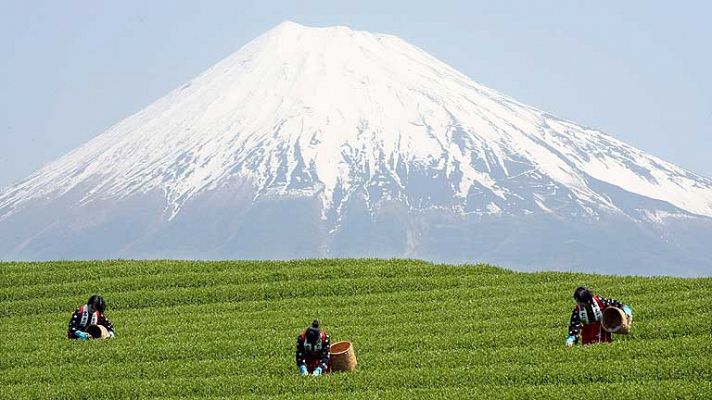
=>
[1,21,711,275]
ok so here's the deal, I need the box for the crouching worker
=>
[67,294,116,340]
[566,286,632,347]
[296,320,330,376]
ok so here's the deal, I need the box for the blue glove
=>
[313,367,322,376]
[623,305,632,317]
[75,331,90,340]
[299,365,308,376]
[565,335,576,347]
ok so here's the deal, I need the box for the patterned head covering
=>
[574,287,593,304]
[306,320,321,343]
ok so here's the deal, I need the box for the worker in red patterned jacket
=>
[295,320,330,376]
[566,287,632,347]
[67,294,116,340]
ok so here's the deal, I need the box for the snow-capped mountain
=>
[1,21,711,275]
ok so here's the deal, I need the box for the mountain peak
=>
[267,20,359,37]
[270,20,306,32]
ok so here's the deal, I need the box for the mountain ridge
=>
[1,22,711,274]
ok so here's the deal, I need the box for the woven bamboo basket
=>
[329,341,357,372]
[602,307,632,334]
[86,324,109,339]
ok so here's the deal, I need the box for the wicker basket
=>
[329,341,357,372]
[86,324,109,339]
[602,307,632,334]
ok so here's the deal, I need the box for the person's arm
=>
[566,308,581,346]
[295,336,308,375]
[600,296,624,309]
[600,296,632,317]
[318,334,331,371]
[295,337,307,367]
[67,308,89,339]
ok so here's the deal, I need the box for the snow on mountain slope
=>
[1,21,711,224]
[1,22,712,275]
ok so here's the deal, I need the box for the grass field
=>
[1,259,710,399]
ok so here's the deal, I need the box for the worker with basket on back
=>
[566,286,632,347]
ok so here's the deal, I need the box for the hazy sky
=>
[1,1,710,190]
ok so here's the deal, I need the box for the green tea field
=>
[1,259,710,399]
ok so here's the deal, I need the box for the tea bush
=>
[0,259,709,399]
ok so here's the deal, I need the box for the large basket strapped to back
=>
[602,307,632,334]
